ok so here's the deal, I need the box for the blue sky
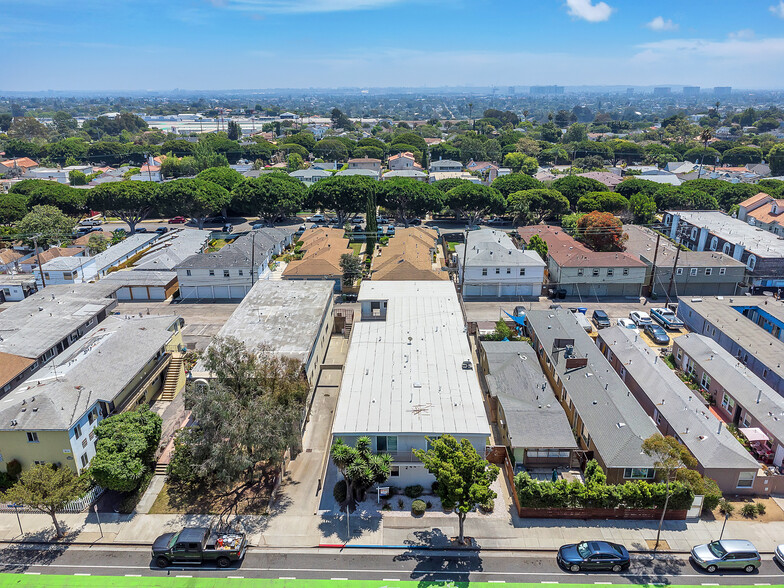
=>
[2,0,784,91]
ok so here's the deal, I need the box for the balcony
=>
[379,450,420,463]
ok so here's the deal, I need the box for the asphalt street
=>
[0,545,782,585]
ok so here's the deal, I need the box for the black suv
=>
[592,309,611,329]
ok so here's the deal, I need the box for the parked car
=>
[79,218,103,227]
[557,540,630,572]
[350,215,364,223]
[310,224,319,229]
[75,226,102,236]
[386,225,396,236]
[774,543,784,566]
[352,223,363,232]
[408,218,422,226]
[152,527,247,569]
[592,309,611,329]
[222,223,233,233]
[168,216,187,224]
[486,216,510,226]
[306,214,325,223]
[644,323,670,345]
[629,311,653,326]
[135,227,149,233]
[376,216,389,224]
[155,227,169,234]
[617,318,639,334]
[650,307,684,330]
[252,222,273,229]
[690,540,760,573]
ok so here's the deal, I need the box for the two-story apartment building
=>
[0,315,184,474]
[737,192,784,236]
[290,168,332,186]
[525,309,658,484]
[370,227,446,281]
[519,225,647,298]
[282,227,350,291]
[429,159,463,173]
[0,284,117,397]
[346,158,382,173]
[622,225,748,297]
[677,296,784,395]
[176,228,294,300]
[331,281,491,486]
[388,151,421,171]
[455,229,546,298]
[598,326,760,493]
[663,210,784,290]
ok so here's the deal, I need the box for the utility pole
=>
[666,241,682,303]
[250,231,257,288]
[459,228,469,293]
[649,232,661,298]
[32,235,46,288]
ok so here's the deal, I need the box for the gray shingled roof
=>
[455,229,546,268]
[483,341,577,451]
[526,309,657,469]
[133,230,210,271]
[599,327,758,471]
[0,315,178,431]
[89,233,160,272]
[176,228,293,270]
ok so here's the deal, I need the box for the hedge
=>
[514,461,694,511]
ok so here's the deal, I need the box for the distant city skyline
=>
[2,0,784,91]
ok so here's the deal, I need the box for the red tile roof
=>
[518,225,645,268]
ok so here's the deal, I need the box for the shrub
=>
[719,499,735,516]
[397,498,404,510]
[405,484,424,498]
[6,459,21,479]
[756,502,766,515]
[741,503,757,518]
[411,499,427,515]
[426,501,433,509]
[431,481,440,495]
[381,502,392,511]
[333,480,347,505]
[0,472,15,491]
[479,498,495,513]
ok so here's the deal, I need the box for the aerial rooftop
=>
[622,225,746,268]
[332,281,490,437]
[177,228,293,270]
[669,210,784,257]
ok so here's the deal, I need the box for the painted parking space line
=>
[74,573,91,576]
[124,575,142,577]
[382,579,400,582]
[331,578,348,581]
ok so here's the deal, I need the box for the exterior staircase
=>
[154,462,169,475]
[159,353,184,402]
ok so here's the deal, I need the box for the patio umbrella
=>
[740,427,769,442]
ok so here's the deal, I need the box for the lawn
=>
[446,241,458,252]
[349,242,363,256]
[0,577,723,588]
[148,477,273,516]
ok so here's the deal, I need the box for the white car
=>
[306,214,325,223]
[629,311,653,326]
[775,543,784,565]
[617,318,639,334]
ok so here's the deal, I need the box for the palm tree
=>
[697,128,713,179]
[330,436,392,509]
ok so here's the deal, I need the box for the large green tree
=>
[491,173,543,198]
[3,464,88,538]
[502,153,538,175]
[377,178,444,226]
[13,180,86,216]
[576,191,629,214]
[307,176,374,225]
[0,193,28,225]
[552,175,606,207]
[615,178,661,199]
[331,437,392,510]
[17,205,77,247]
[629,192,657,224]
[507,189,570,223]
[769,144,784,177]
[159,178,232,229]
[527,234,548,261]
[446,183,505,225]
[232,172,307,222]
[722,146,763,166]
[414,435,499,545]
[196,166,245,192]
[89,407,162,492]
[88,181,158,234]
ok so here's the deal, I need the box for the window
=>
[676,268,684,275]
[482,268,487,276]
[742,413,751,427]
[654,409,662,425]
[44,273,50,280]
[63,272,72,280]
[710,236,718,251]
[623,268,629,276]
[607,268,614,277]
[705,268,712,276]
[721,392,736,413]
[224,270,230,278]
[619,366,626,379]
[519,268,526,276]
[723,242,732,255]
[390,466,399,477]
[495,268,500,274]
[719,267,726,275]
[185,270,191,276]
[504,267,509,274]
[376,436,397,452]
[747,255,757,271]
[209,270,215,276]
[73,424,82,439]
[526,449,571,459]
[701,373,711,390]
[690,268,698,276]
[577,268,584,276]
[764,369,768,378]
[624,468,655,479]
[592,269,599,277]
[238,269,244,276]
[737,471,755,488]
[34,460,46,466]
[676,348,682,361]
[27,432,39,443]
[80,453,89,468]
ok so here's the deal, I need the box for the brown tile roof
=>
[747,201,784,226]
[0,351,35,389]
[283,227,350,278]
[71,231,113,246]
[19,247,83,266]
[388,152,415,161]
[0,157,38,169]
[739,192,770,209]
[518,225,645,268]
[371,227,446,281]
[0,248,23,266]
[576,171,624,188]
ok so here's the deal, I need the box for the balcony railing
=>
[380,450,420,463]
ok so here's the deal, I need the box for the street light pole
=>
[719,512,729,541]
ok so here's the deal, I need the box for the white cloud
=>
[564,0,613,22]
[206,0,404,13]
[728,29,755,40]
[645,16,678,32]
[770,1,784,18]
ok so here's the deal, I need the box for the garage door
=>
[517,284,533,296]
[481,284,499,297]
[464,285,482,296]
[212,286,230,299]
[229,286,246,299]
[130,286,148,300]
[116,287,132,300]
[196,286,214,300]
[148,287,166,300]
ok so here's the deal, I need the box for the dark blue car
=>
[557,540,630,573]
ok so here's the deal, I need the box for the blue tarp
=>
[504,311,526,326]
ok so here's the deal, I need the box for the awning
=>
[740,427,769,443]
[503,311,526,326]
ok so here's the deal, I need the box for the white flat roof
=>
[332,281,490,437]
